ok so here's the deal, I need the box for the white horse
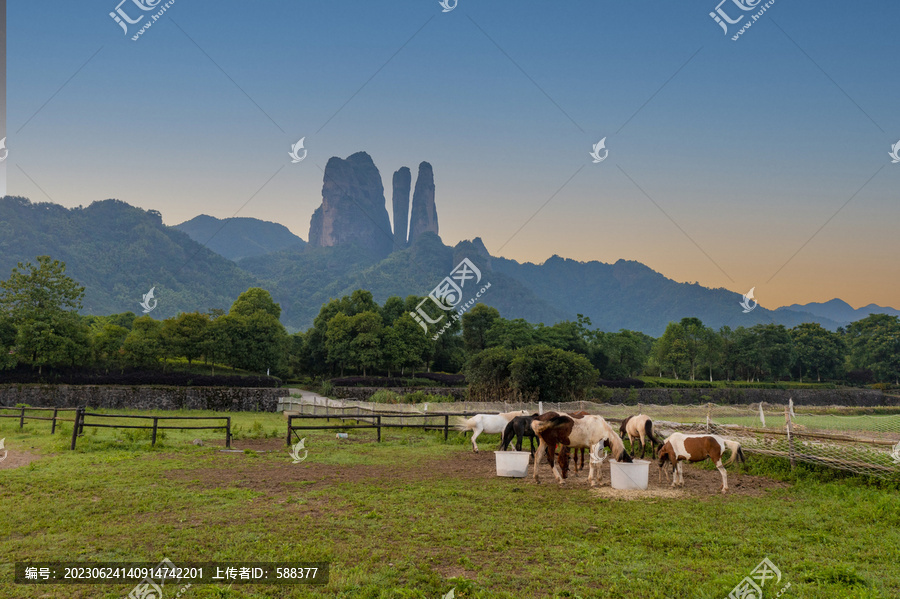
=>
[456,410,529,452]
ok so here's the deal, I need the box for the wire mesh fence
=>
[281,395,900,479]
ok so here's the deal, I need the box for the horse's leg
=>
[515,430,523,452]
[716,458,728,494]
[471,425,481,453]
[533,439,546,483]
[638,432,646,459]
[678,462,685,487]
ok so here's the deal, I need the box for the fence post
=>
[706,402,712,433]
[226,417,232,448]
[377,415,381,442]
[151,417,158,446]
[786,405,796,471]
[444,414,449,441]
[70,408,82,450]
[51,407,59,434]
[19,406,25,429]
[538,401,543,416]
[286,416,293,446]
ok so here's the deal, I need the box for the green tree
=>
[92,323,129,369]
[229,287,282,319]
[122,316,165,367]
[844,314,900,384]
[509,345,599,402]
[791,322,844,382]
[161,312,209,365]
[462,304,500,353]
[0,256,89,371]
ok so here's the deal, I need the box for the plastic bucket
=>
[494,451,531,478]
[609,459,650,490]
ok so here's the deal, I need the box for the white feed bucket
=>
[494,451,531,478]
[609,459,650,490]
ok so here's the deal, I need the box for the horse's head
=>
[657,442,674,468]
[619,415,631,437]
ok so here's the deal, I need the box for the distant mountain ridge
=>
[775,299,900,327]
[2,163,896,335]
[174,215,305,261]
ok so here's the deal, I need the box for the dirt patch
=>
[0,449,42,470]
[163,440,788,500]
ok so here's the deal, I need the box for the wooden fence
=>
[0,406,78,434]
[70,408,232,449]
[286,408,479,445]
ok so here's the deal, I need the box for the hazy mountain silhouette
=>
[174,215,305,261]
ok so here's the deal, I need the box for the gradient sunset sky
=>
[6,1,899,310]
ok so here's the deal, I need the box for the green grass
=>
[1,411,899,598]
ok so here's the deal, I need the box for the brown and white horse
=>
[532,414,632,487]
[456,410,529,452]
[619,414,661,459]
[657,432,745,494]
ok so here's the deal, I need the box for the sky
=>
[5,0,899,310]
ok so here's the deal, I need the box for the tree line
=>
[1,257,898,391]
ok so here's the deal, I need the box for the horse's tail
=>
[455,416,477,433]
[500,420,515,451]
[724,439,743,466]
[645,418,660,449]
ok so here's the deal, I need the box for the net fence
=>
[281,395,900,479]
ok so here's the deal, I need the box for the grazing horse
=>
[500,415,539,455]
[619,414,661,459]
[532,414,632,487]
[456,410,528,452]
[657,433,746,494]
[567,411,591,475]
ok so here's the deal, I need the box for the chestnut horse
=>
[619,414,661,459]
[657,432,745,494]
[532,414,631,487]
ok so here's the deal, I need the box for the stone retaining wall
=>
[0,385,282,411]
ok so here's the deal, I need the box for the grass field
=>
[1,410,899,598]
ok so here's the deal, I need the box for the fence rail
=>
[286,410,482,445]
[0,406,78,434]
[70,408,231,449]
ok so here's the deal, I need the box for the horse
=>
[567,411,591,475]
[657,432,746,494]
[456,410,529,452]
[532,414,632,487]
[619,414,661,459]
[500,415,539,455]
